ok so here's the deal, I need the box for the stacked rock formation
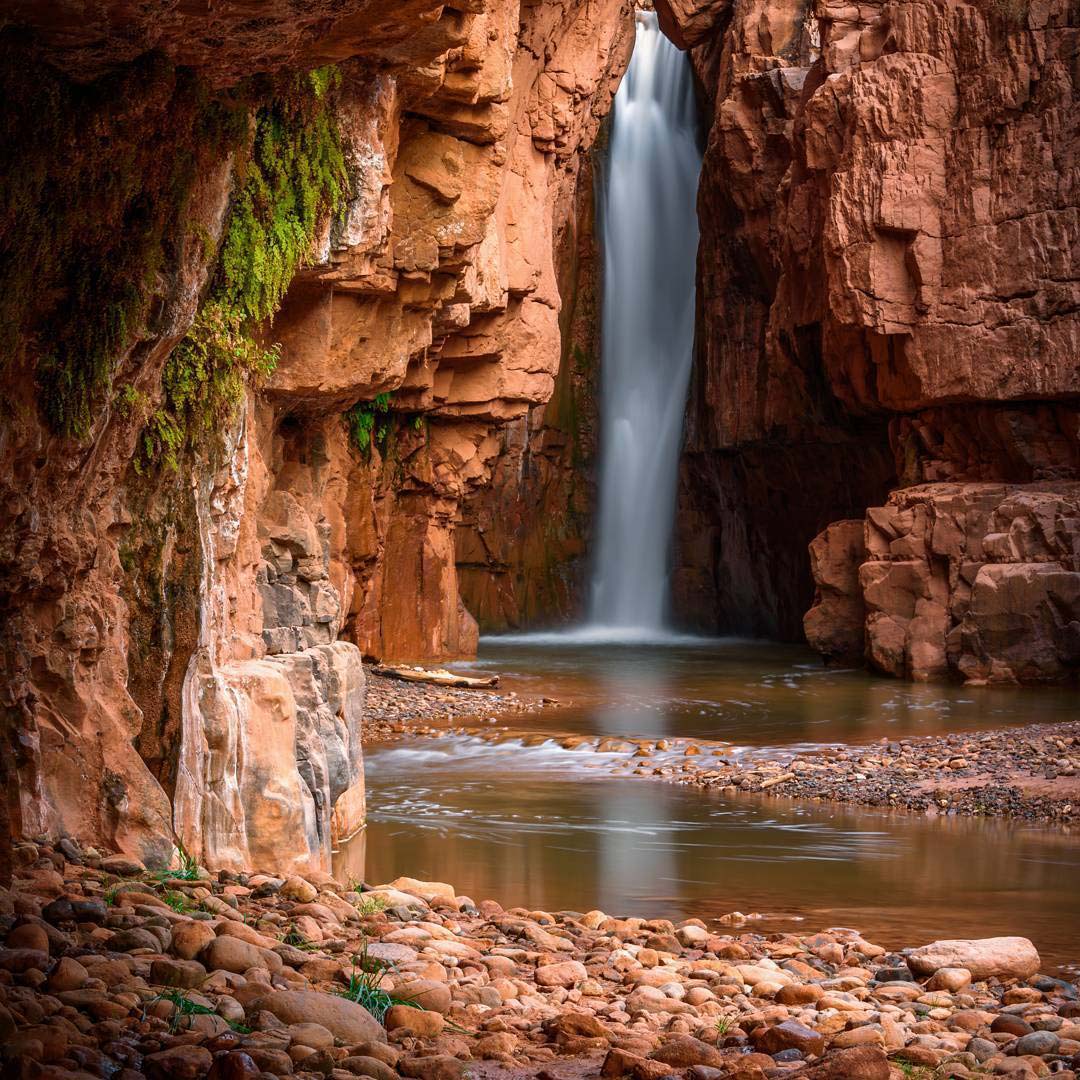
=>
[1,845,1078,1079]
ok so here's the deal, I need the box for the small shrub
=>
[160,891,194,914]
[151,988,250,1034]
[353,893,389,918]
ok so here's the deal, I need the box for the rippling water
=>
[343,639,1080,972]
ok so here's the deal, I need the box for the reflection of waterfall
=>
[588,11,701,634]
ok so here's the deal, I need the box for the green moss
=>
[345,392,392,457]
[0,38,346,459]
[343,393,428,466]
[0,37,246,438]
[139,65,348,471]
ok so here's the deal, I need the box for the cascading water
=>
[587,10,701,635]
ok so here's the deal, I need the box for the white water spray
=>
[587,11,701,635]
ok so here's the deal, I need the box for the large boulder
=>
[907,937,1040,981]
[252,990,385,1045]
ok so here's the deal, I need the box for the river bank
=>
[363,667,556,743]
[2,844,1078,1080]
[644,721,1080,825]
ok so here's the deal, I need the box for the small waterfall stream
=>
[587,10,702,635]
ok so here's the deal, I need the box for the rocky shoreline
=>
[374,677,1080,825]
[660,721,1080,825]
[2,844,1078,1080]
[362,668,555,743]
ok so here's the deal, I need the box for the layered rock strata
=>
[807,482,1080,683]
[0,1,634,869]
[658,0,1080,679]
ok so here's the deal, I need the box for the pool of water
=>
[343,638,1080,972]
[458,637,1079,748]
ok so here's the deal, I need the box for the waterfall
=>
[587,10,701,635]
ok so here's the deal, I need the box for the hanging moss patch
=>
[138,66,349,472]
[0,36,247,439]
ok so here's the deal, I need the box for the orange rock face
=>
[806,483,1080,683]
[0,0,634,869]
[662,0,1080,678]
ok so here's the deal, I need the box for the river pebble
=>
[1,841,1078,1079]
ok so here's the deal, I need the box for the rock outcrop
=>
[0,0,634,869]
[806,482,1080,683]
[658,0,1080,681]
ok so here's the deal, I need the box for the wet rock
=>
[752,1020,826,1058]
[145,1045,214,1079]
[206,1051,262,1080]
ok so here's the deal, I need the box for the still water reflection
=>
[343,640,1080,972]
[462,637,1079,747]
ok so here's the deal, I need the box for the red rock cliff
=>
[0,0,633,871]
[657,0,1079,682]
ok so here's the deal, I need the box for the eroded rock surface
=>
[661,0,1080,674]
[806,483,1080,683]
[0,0,634,870]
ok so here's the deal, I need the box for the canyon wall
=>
[658,0,1079,681]
[0,0,633,871]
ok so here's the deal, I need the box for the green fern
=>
[345,393,393,456]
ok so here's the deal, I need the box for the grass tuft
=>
[353,893,390,918]
[334,944,420,1024]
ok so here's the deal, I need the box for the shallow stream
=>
[342,638,1080,972]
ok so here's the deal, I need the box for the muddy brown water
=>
[341,637,1080,973]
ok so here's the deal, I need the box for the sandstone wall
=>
[0,0,634,868]
[658,0,1080,679]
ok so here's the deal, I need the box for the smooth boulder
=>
[907,937,1040,981]
[253,990,385,1045]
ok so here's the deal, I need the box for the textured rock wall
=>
[658,0,1080,678]
[456,152,604,630]
[0,0,634,868]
